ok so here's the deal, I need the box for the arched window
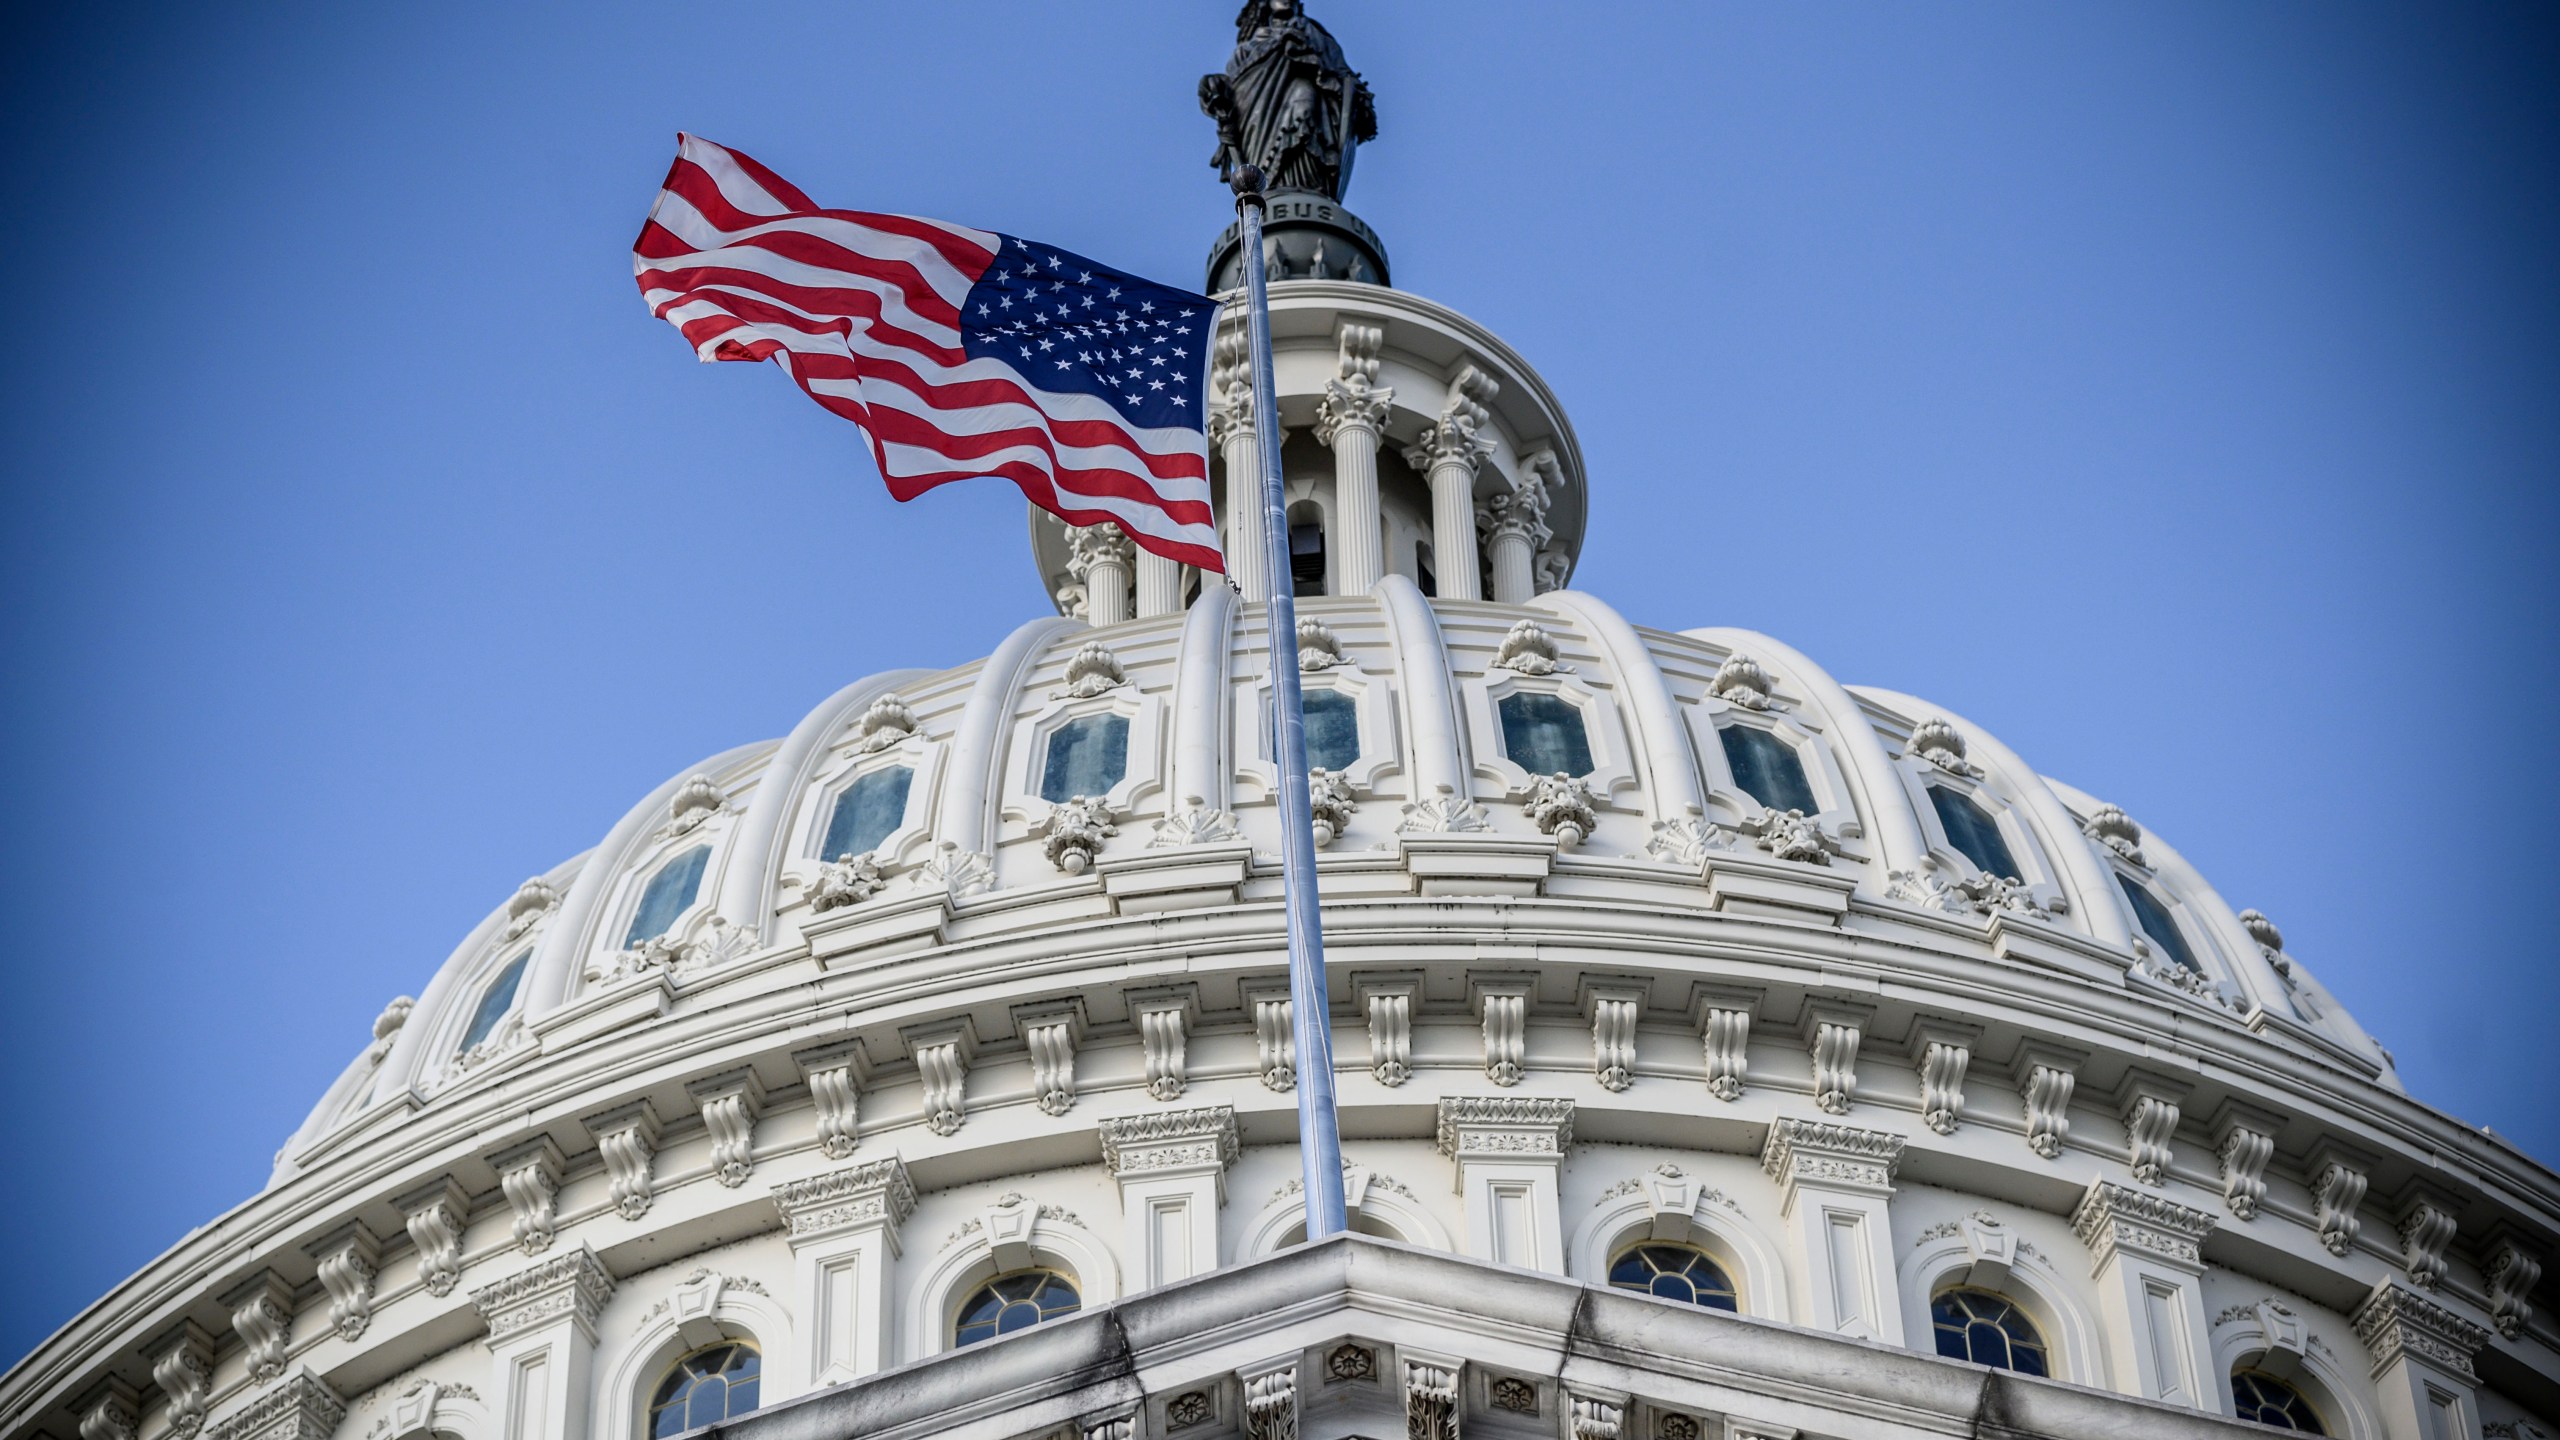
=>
[624,845,712,948]
[1930,1289,2049,1376]
[2116,874,2203,974]
[1927,785,2020,882]
[456,952,529,1053]
[1607,1245,1739,1312]
[1718,726,1817,814]
[1301,688,1361,771]
[820,766,913,860]
[954,1270,1081,1347]
[1039,714,1129,803]
[1498,692,1595,777]
[2230,1370,2327,1433]
[648,1342,759,1437]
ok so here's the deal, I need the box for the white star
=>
[1019,345,1033,359]
[975,303,991,316]
[1056,305,1071,319]
[1149,379,1166,391]
[1038,338,1054,351]
[1045,253,1064,270]
[1126,367,1142,380]
[1080,295,1097,309]
[1106,286,1121,300]
[1057,358,1073,370]
[1077,270,1092,283]
[1171,395,1188,407]
[1139,300,1155,314]
[998,295,1013,310]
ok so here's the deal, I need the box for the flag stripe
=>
[634,134,1223,572]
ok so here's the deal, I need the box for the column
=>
[1209,325,1267,601]
[2068,1181,2219,1409]
[1066,524,1136,627]
[1477,462,1551,604]
[2351,1280,2489,1440]
[468,1244,614,1440]
[1099,1105,1238,1289]
[1316,322,1391,595]
[1136,552,1184,617]
[771,1157,916,1386]
[1759,1118,1906,1344]
[1402,364,1499,602]
[1435,1096,1574,1273]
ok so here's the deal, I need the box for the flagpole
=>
[1233,166,1349,1241]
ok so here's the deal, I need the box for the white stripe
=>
[645,196,963,347]
[673,137,986,307]
[833,338,1213,450]
[874,440,1218,547]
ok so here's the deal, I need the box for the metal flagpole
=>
[1232,165,1349,1240]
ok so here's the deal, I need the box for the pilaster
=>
[771,1157,917,1385]
[204,1371,342,1440]
[1099,1104,1238,1289]
[468,1244,614,1440]
[2351,1279,2489,1440]
[2069,1180,2218,1408]
[1758,1118,1906,1343]
[1435,1096,1573,1274]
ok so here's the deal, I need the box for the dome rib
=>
[1169,586,1237,813]
[941,616,1084,860]
[1374,575,1468,799]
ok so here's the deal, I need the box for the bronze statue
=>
[1199,0,1378,202]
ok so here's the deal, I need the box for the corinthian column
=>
[1136,553,1183,617]
[1208,325,1268,601]
[1403,364,1499,601]
[1477,456,1553,604]
[1315,322,1392,595]
[1066,523,1137,626]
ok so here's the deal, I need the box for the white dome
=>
[296,587,2391,1172]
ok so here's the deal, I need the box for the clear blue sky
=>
[3,1,2553,1364]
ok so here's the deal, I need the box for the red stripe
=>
[637,136,1218,574]
[662,156,992,284]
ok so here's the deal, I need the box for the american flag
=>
[634,134,1226,572]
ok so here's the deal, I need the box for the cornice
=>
[465,1244,613,1346]
[2350,1279,2489,1383]
[2070,1180,2217,1272]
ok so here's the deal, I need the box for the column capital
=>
[1434,1095,1575,1160]
[2351,1279,2488,1384]
[469,1243,615,1348]
[2069,1179,2215,1272]
[205,1371,343,1440]
[1098,1103,1238,1180]
[1403,414,1493,475]
[771,1157,918,1246]
[1758,1117,1904,1202]
[1315,375,1393,446]
[1065,522,1137,573]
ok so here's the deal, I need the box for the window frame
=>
[1928,1285,2055,1376]
[1900,761,2059,899]
[1605,1242,1742,1313]
[617,841,716,952]
[1465,667,1637,804]
[950,1268,1085,1349]
[1240,662,1397,800]
[645,1341,763,1438]
[1012,685,1160,818]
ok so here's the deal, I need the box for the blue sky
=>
[3,1,2554,1364]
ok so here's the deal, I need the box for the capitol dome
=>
[8,12,2555,1440]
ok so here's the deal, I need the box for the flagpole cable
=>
[1234,167,1350,1241]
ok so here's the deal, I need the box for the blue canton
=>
[959,234,1221,431]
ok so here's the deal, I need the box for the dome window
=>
[623,844,712,948]
[820,766,913,860]
[1039,713,1129,803]
[1718,725,1817,814]
[648,1342,760,1437]
[954,1270,1081,1347]
[1301,688,1361,771]
[1929,1288,2050,1376]
[2230,1370,2326,1433]
[1607,1245,1739,1312]
[1497,691,1594,777]
[2117,874,2203,975]
[1927,785,2020,882]
[455,952,528,1054]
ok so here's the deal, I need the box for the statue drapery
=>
[1199,0,1377,202]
